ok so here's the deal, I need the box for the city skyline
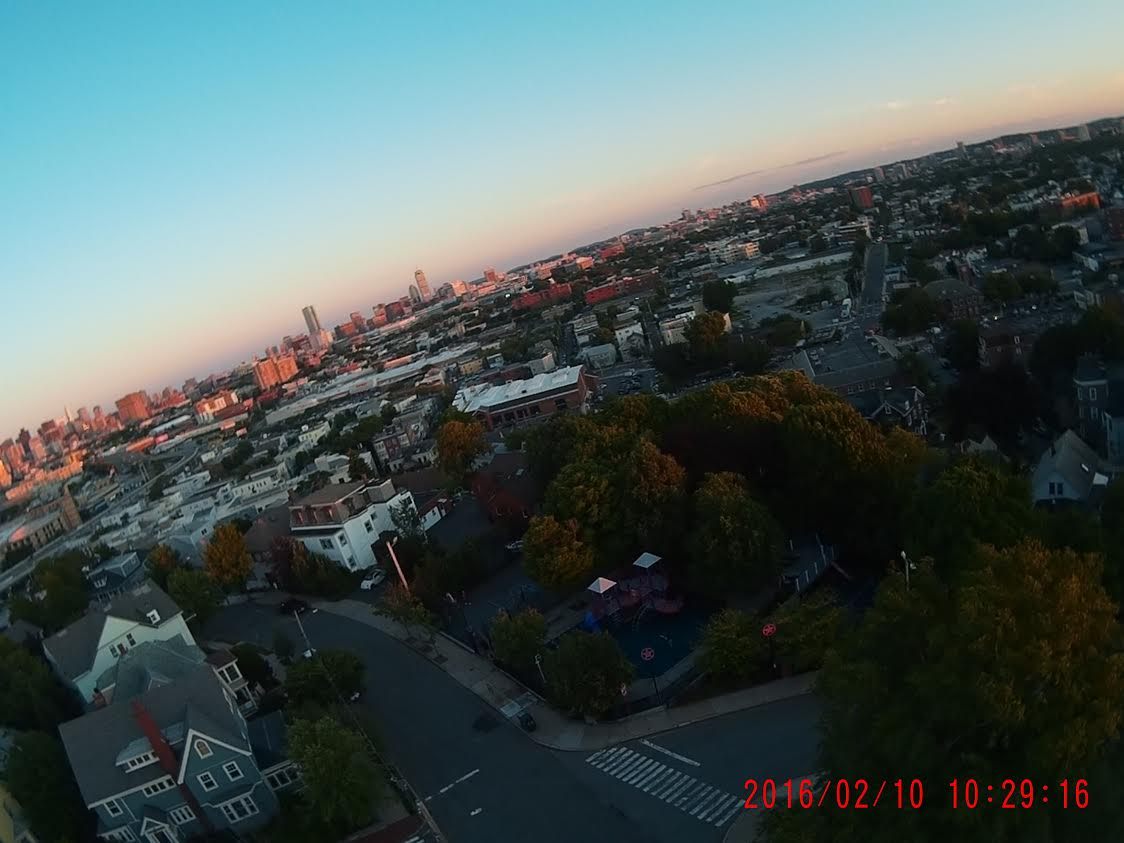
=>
[3,0,1124,434]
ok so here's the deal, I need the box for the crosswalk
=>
[585,746,742,827]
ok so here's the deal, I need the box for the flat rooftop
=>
[454,366,584,413]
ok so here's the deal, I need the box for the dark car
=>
[278,598,310,615]
[517,710,537,732]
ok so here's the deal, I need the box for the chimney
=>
[131,700,214,833]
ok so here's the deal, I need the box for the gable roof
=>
[43,581,183,681]
[96,636,205,703]
[58,665,247,806]
[1034,430,1108,500]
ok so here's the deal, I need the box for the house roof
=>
[59,665,247,806]
[925,279,978,301]
[96,636,205,702]
[291,481,367,507]
[1034,430,1108,500]
[44,581,183,681]
[242,505,292,555]
[453,366,585,414]
[248,710,288,770]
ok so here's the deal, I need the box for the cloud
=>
[693,150,847,190]
[933,97,954,107]
[884,100,910,111]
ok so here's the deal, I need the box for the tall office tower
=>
[483,266,499,285]
[408,284,422,304]
[115,390,153,424]
[302,305,322,336]
[414,269,430,301]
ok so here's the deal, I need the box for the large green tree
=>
[0,638,77,731]
[699,609,767,685]
[545,631,633,718]
[167,567,222,626]
[1,730,89,843]
[490,608,547,673]
[288,716,381,832]
[701,279,737,314]
[285,650,365,706]
[688,472,781,595]
[8,554,88,634]
[769,541,1124,843]
[522,516,595,592]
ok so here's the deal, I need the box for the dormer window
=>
[195,739,212,758]
[146,609,161,624]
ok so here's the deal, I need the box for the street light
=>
[900,550,916,591]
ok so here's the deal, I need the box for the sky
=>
[2,0,1124,436]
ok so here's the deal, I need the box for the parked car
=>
[279,598,310,615]
[360,569,387,590]
[517,710,537,732]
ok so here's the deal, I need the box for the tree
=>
[436,419,489,478]
[380,403,398,426]
[808,234,828,254]
[907,457,1034,573]
[686,310,729,360]
[490,608,547,673]
[0,638,77,731]
[701,279,737,314]
[522,516,595,592]
[1,730,89,843]
[390,499,423,538]
[759,315,806,347]
[285,650,364,706]
[688,472,781,596]
[347,450,370,482]
[203,522,253,590]
[881,287,936,334]
[782,542,1124,843]
[146,543,183,589]
[376,583,436,638]
[769,589,845,674]
[699,609,766,685]
[167,568,222,626]
[545,631,634,718]
[8,554,88,634]
[288,716,381,831]
[272,628,295,662]
[981,270,1021,302]
[230,643,274,689]
[1098,480,1124,606]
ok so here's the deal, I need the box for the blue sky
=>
[2,0,1123,435]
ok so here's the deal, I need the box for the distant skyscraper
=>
[350,311,367,332]
[408,284,422,304]
[414,269,430,301]
[483,267,499,285]
[302,305,322,336]
[872,166,885,183]
[847,186,874,211]
[77,406,92,425]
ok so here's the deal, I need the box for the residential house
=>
[0,730,37,843]
[43,582,196,704]
[86,552,146,605]
[58,666,296,842]
[242,505,291,568]
[846,386,928,435]
[288,480,417,572]
[978,324,1036,369]
[1031,430,1109,506]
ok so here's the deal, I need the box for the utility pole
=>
[386,539,410,592]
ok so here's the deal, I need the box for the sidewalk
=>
[318,598,817,752]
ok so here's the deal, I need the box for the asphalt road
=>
[205,604,821,843]
[860,242,888,309]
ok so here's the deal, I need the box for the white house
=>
[658,308,698,345]
[42,581,196,704]
[296,421,331,452]
[288,480,418,572]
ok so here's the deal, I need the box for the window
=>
[1091,387,1098,400]
[146,609,161,624]
[123,752,157,771]
[218,663,241,684]
[102,829,136,842]
[195,739,212,758]
[222,761,244,781]
[197,772,218,791]
[364,520,373,532]
[319,538,333,550]
[169,805,196,825]
[1058,482,1064,496]
[219,794,259,824]
[126,633,136,647]
[266,766,302,790]
[554,398,568,411]
[104,798,123,818]
[141,777,174,797]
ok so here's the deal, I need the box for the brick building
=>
[453,366,594,430]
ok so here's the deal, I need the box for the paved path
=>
[317,598,817,751]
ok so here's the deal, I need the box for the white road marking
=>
[432,768,480,797]
[584,747,740,827]
[470,808,483,817]
[640,739,701,767]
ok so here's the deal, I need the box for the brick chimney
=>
[130,700,213,833]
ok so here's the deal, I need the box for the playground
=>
[578,553,712,676]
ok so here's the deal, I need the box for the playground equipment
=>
[583,552,683,626]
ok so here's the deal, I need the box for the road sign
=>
[761,623,777,638]
[640,647,656,662]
